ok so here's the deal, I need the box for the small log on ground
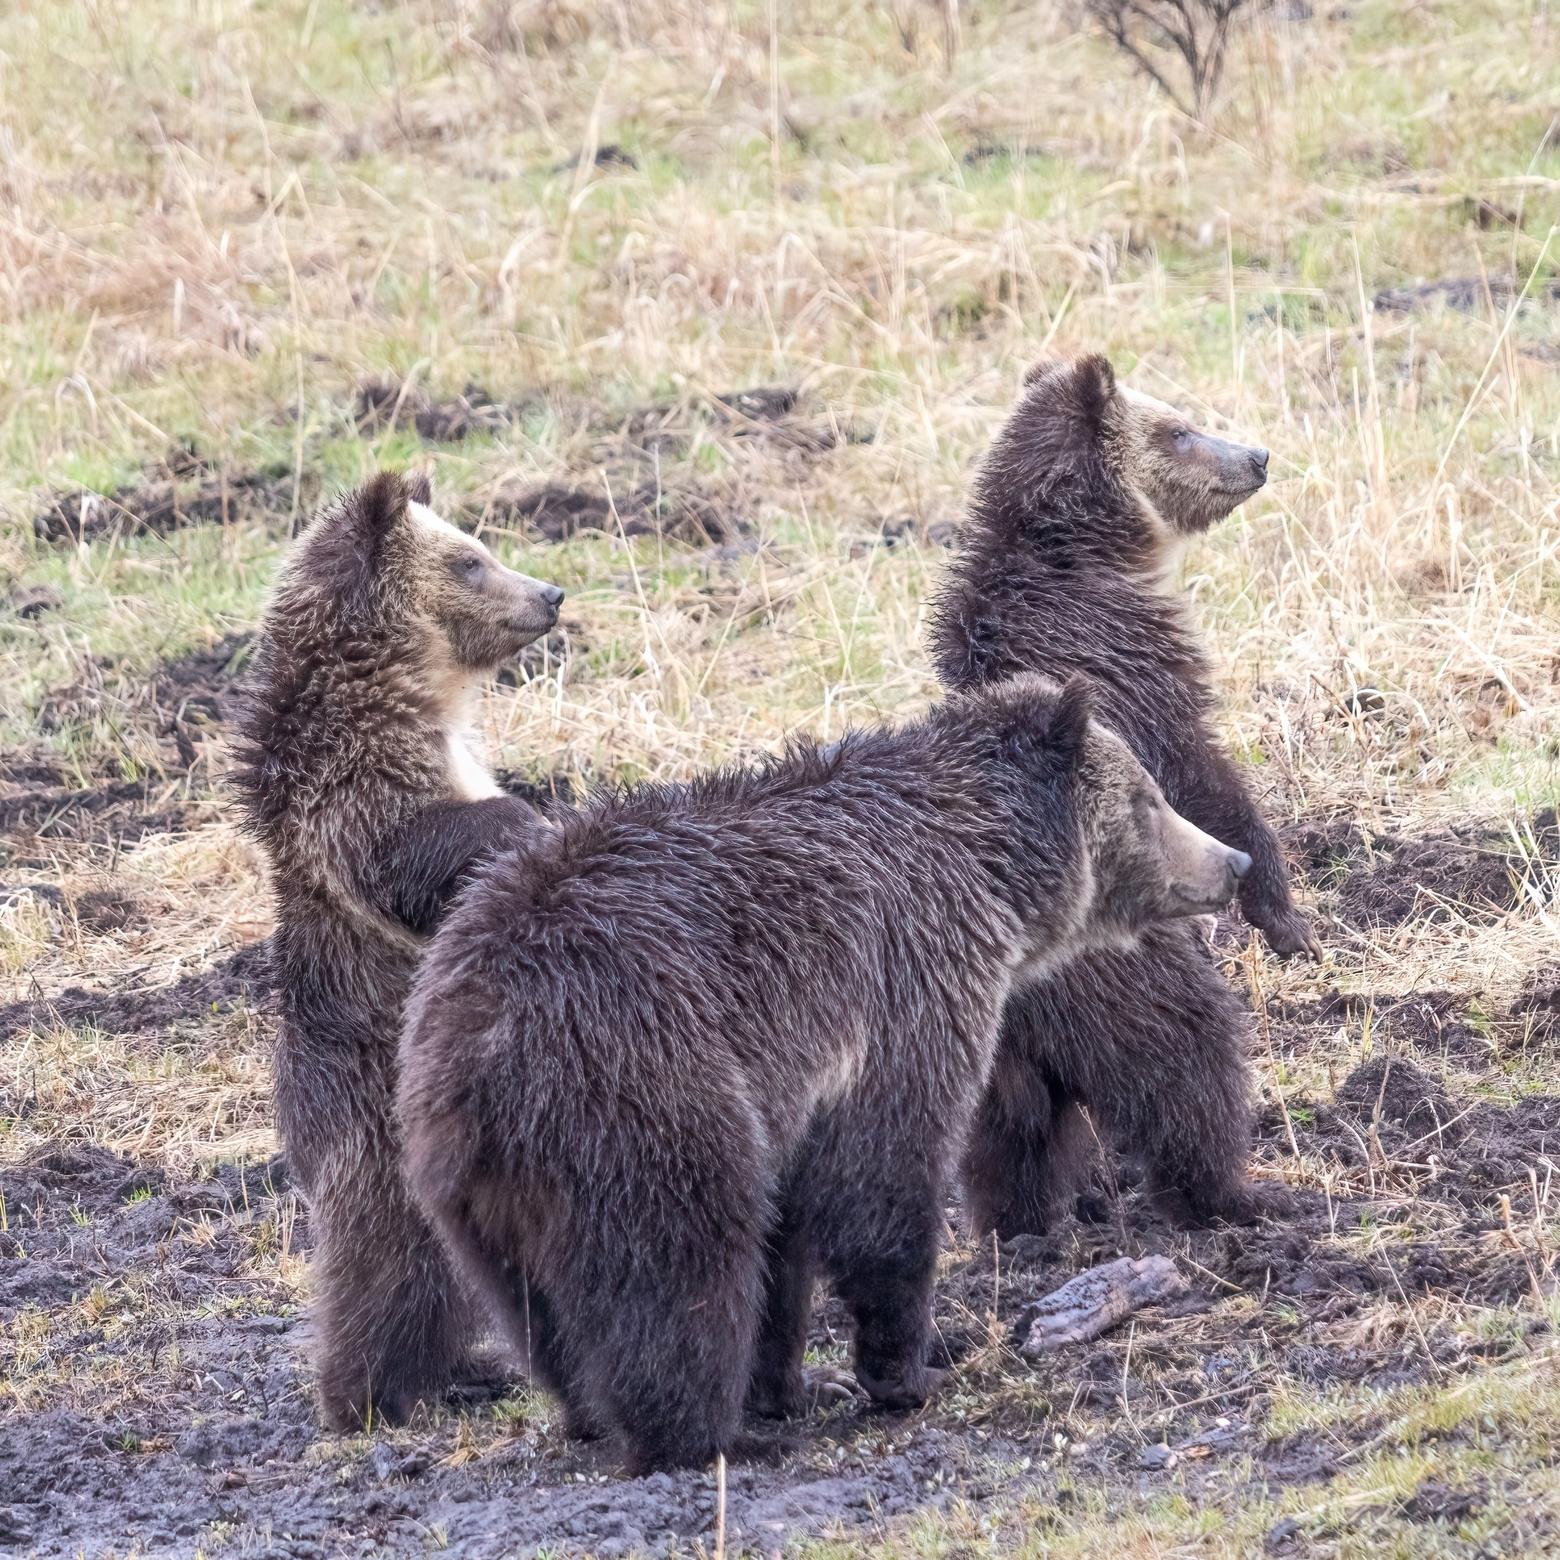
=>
[1017,1255,1188,1356]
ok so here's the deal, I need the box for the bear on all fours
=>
[398,672,1253,1474]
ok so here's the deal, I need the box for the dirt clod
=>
[1331,1056,1459,1143]
[1403,1479,1486,1523]
[34,463,294,545]
[3,584,63,619]
[353,378,529,442]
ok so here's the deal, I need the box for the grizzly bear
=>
[928,353,1318,1237]
[231,471,563,1429]
[397,673,1252,1473]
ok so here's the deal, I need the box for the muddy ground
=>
[26,380,859,554]
[2,702,1557,1554]
[4,1036,1556,1558]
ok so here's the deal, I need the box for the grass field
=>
[2,0,1559,1554]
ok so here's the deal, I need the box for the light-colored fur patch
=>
[409,499,489,554]
[446,725,502,801]
[1128,483,1190,585]
[1119,385,1180,420]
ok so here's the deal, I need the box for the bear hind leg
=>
[309,1164,472,1431]
[961,1042,1096,1241]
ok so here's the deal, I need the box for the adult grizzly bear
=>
[231,471,563,1428]
[928,353,1318,1238]
[398,673,1252,1473]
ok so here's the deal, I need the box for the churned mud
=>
[1285,809,1556,931]
[5,1034,1556,1558]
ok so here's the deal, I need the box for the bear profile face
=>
[1074,719,1252,937]
[296,472,564,676]
[953,674,1250,950]
[1105,382,1269,537]
[401,498,564,672]
[1015,354,1269,541]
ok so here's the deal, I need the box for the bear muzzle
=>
[1159,809,1252,916]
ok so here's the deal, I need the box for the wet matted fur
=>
[398,674,1250,1472]
[230,471,563,1428]
[928,353,1316,1237]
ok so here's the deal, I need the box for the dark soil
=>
[0,940,272,1044]
[152,632,254,729]
[619,384,852,459]
[6,1023,1555,1557]
[551,143,639,173]
[0,772,210,869]
[1277,987,1494,1065]
[353,379,535,443]
[477,479,745,544]
[1285,809,1557,930]
[1511,964,1560,1045]
[1372,275,1560,315]
[34,453,296,545]
[3,583,63,619]
[0,773,209,863]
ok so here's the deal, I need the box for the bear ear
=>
[1023,355,1064,387]
[346,470,414,538]
[402,469,433,507]
[1071,354,1117,424]
[1050,674,1095,764]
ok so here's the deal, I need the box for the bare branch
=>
[1086,0,1261,120]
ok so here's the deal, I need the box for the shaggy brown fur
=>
[397,674,1250,1473]
[230,471,563,1428]
[928,353,1317,1237]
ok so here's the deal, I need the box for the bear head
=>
[1000,352,1269,553]
[279,470,564,683]
[937,673,1251,962]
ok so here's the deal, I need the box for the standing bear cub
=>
[928,353,1318,1239]
[232,471,563,1429]
[398,673,1252,1474]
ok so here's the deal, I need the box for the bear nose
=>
[1250,448,1269,476]
[542,584,565,609]
[1228,849,1253,880]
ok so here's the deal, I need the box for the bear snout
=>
[1248,447,1269,478]
[1228,847,1253,880]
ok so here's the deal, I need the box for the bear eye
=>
[1171,426,1192,445]
[455,552,485,581]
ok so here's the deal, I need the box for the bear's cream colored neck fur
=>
[445,706,502,801]
[427,667,501,802]
[1127,485,1191,590]
[406,501,505,803]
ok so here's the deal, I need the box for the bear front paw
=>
[854,1358,948,1411]
[1257,910,1323,961]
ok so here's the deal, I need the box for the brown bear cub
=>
[231,471,563,1429]
[398,673,1252,1473]
[928,353,1318,1238]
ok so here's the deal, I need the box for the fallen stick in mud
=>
[1018,1255,1189,1355]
